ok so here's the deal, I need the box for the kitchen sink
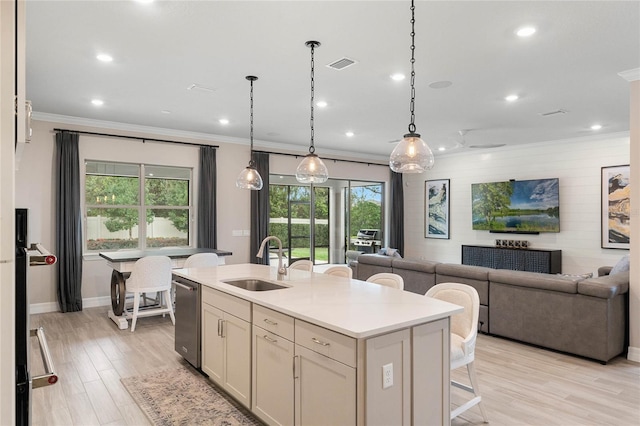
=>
[222,278,289,291]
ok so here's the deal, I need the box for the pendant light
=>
[296,41,329,184]
[389,0,435,173]
[236,75,263,190]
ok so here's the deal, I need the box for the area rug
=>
[121,366,262,426]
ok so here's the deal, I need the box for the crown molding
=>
[32,112,389,163]
[618,68,640,82]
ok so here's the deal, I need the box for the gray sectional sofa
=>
[351,254,629,363]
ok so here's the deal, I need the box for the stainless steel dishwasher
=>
[172,275,201,368]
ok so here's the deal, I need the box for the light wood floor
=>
[29,307,640,425]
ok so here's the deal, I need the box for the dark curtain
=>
[389,170,405,256]
[198,146,217,248]
[251,152,270,264]
[55,131,83,312]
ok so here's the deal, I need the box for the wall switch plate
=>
[382,363,393,389]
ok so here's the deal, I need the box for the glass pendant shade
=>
[295,153,329,184]
[389,132,435,173]
[236,165,263,190]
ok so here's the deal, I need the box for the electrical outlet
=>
[382,363,393,389]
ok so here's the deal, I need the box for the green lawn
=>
[290,247,328,262]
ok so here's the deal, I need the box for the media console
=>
[462,245,562,274]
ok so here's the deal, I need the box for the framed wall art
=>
[425,179,450,239]
[601,165,630,249]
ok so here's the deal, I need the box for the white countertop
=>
[172,263,463,339]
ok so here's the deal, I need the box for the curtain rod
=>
[53,128,219,149]
[253,150,388,167]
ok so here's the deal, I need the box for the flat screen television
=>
[471,178,560,233]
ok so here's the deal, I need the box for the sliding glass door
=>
[269,175,383,266]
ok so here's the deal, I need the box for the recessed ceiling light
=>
[96,53,113,62]
[316,101,328,108]
[345,131,354,137]
[390,73,405,81]
[516,26,536,37]
[505,94,519,102]
[219,119,229,125]
[135,0,155,4]
[438,147,446,152]
[161,110,171,114]
[91,99,104,106]
[428,80,452,89]
[591,124,603,130]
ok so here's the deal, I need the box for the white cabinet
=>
[252,305,295,426]
[294,320,356,426]
[201,287,251,407]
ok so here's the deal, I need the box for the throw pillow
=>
[610,254,630,275]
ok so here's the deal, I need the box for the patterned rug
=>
[121,366,262,426]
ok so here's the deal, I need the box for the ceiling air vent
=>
[539,109,567,117]
[326,57,357,70]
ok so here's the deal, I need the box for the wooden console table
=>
[462,245,561,274]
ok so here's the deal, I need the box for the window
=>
[84,161,192,252]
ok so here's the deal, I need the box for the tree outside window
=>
[85,161,191,251]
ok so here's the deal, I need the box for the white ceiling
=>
[25,1,640,161]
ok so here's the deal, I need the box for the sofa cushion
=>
[435,263,491,281]
[390,258,437,295]
[391,258,438,273]
[488,269,580,294]
[609,254,630,275]
[435,264,491,307]
[357,254,393,267]
[578,271,629,298]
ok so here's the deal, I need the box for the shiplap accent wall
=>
[403,134,630,276]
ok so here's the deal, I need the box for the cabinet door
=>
[201,302,224,384]
[252,326,294,426]
[295,344,356,426]
[222,313,251,407]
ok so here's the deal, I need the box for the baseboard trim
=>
[628,346,640,363]
[30,296,112,314]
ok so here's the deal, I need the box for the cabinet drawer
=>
[202,286,250,322]
[295,320,356,367]
[253,304,294,341]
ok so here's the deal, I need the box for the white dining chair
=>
[366,272,404,290]
[184,252,219,267]
[425,282,489,423]
[124,256,175,332]
[323,265,353,278]
[289,259,314,271]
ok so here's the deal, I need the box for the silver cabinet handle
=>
[217,319,223,337]
[263,318,278,326]
[263,335,277,344]
[311,337,330,347]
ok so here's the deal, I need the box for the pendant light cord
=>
[245,75,258,168]
[408,0,417,134]
[309,42,316,154]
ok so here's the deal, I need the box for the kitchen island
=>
[172,263,462,426]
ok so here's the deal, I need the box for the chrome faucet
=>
[256,236,287,281]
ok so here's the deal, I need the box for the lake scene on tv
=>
[472,178,560,233]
